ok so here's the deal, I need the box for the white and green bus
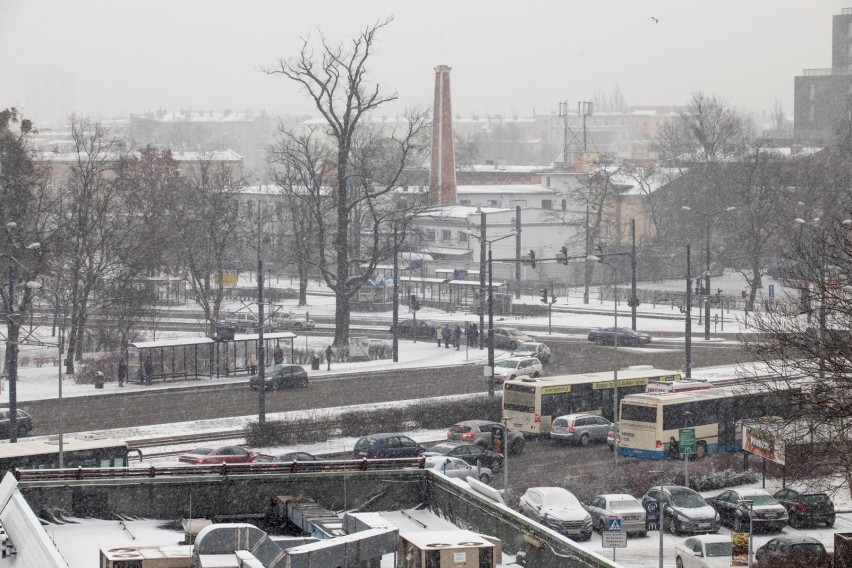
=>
[617,385,797,460]
[502,367,681,436]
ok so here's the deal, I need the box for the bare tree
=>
[265,19,430,346]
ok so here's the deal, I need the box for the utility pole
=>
[631,219,637,330]
[256,199,266,424]
[685,245,692,379]
[514,207,521,300]
[392,224,399,363]
[479,211,486,350]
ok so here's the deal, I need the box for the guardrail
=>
[15,456,426,482]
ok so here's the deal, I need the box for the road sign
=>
[679,428,696,455]
[768,284,775,299]
[608,518,622,531]
[644,500,659,530]
[602,531,627,548]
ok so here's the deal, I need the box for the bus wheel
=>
[695,443,707,459]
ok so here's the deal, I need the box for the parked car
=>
[518,487,593,541]
[353,434,425,459]
[584,493,647,535]
[511,341,552,364]
[254,451,318,463]
[424,441,504,471]
[606,423,620,451]
[221,311,261,333]
[487,327,534,350]
[0,408,32,439]
[708,488,788,533]
[493,357,542,381]
[641,486,720,535]
[674,534,733,568]
[249,364,309,390]
[754,536,831,568]
[446,420,526,455]
[550,413,612,446]
[588,327,652,346]
[424,456,493,483]
[772,488,835,528]
[178,445,257,464]
[267,312,315,331]
[389,319,438,339]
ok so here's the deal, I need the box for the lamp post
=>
[588,254,620,462]
[650,470,665,568]
[738,499,754,568]
[254,199,266,424]
[682,206,735,340]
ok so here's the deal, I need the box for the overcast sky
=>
[0,1,846,125]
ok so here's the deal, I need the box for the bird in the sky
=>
[650,16,659,23]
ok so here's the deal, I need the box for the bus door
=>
[718,403,737,451]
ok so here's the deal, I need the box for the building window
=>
[848,21,852,37]
[458,231,468,244]
[542,199,553,210]
[561,199,567,211]
[809,84,816,100]
[442,230,452,242]
[426,229,436,242]
[460,199,471,206]
[488,199,500,207]
[546,176,551,187]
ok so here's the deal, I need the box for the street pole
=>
[256,201,266,424]
[58,326,64,467]
[479,211,486,350]
[704,215,711,341]
[685,245,692,379]
[631,219,637,330]
[7,250,17,442]
[613,263,619,464]
[514,207,521,300]
[819,236,826,379]
[487,246,495,397]
[392,224,399,362]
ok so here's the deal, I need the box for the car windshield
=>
[449,425,471,434]
[670,491,707,507]
[514,344,535,352]
[188,448,213,456]
[705,543,732,557]
[506,330,527,337]
[610,499,641,510]
[747,494,778,506]
[254,455,274,462]
[790,543,826,554]
[495,360,519,369]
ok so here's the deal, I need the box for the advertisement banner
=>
[743,423,785,465]
[731,532,749,566]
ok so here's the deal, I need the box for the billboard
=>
[742,422,785,465]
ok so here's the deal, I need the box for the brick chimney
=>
[429,65,457,205]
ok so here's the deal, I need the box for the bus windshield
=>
[504,384,535,412]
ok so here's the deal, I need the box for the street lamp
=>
[467,230,517,397]
[738,499,754,568]
[650,470,665,568]
[682,205,736,340]
[588,254,620,463]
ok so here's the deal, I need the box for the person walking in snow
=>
[325,345,333,371]
[443,324,451,348]
[117,358,127,387]
[436,326,443,347]
[453,325,461,350]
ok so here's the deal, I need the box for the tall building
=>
[794,8,852,147]
[429,65,457,205]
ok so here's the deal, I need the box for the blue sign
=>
[644,500,659,524]
[608,518,622,531]
[768,284,775,299]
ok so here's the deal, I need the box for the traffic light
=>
[529,250,536,268]
[550,292,557,304]
[540,288,548,304]
[560,245,569,265]
[410,294,420,311]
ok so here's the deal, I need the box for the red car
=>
[178,446,257,465]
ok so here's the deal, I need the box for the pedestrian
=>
[443,324,451,348]
[436,326,443,347]
[469,324,478,348]
[143,355,154,386]
[668,436,679,460]
[249,351,258,375]
[273,342,284,365]
[117,357,127,387]
[453,325,461,350]
[325,345,333,371]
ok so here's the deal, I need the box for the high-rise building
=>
[794,8,852,147]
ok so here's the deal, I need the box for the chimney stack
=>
[428,65,457,206]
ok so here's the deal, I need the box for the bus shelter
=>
[128,331,296,383]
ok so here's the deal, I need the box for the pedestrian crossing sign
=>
[608,518,622,531]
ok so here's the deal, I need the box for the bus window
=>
[621,404,657,423]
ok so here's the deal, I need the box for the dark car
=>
[641,485,719,535]
[254,451,318,463]
[511,341,552,364]
[754,536,831,568]
[353,433,425,459]
[178,445,257,464]
[446,420,525,455]
[708,488,788,533]
[588,327,651,346]
[772,488,835,528]
[425,441,504,471]
[486,327,534,350]
[390,319,438,339]
[0,409,32,439]
[249,364,309,390]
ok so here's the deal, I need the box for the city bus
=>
[0,434,141,477]
[502,367,681,436]
[617,385,797,460]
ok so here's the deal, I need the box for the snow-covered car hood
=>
[672,504,717,521]
[542,506,591,523]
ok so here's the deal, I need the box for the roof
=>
[423,247,473,257]
[457,184,556,195]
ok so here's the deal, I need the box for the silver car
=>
[584,493,647,535]
[519,487,593,540]
[550,413,612,446]
[493,357,542,381]
[424,456,493,483]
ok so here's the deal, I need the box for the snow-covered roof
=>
[421,205,511,219]
[423,247,473,257]
[36,149,243,163]
[467,164,552,173]
[131,110,267,123]
[457,184,556,195]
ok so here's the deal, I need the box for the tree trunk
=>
[298,262,308,307]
